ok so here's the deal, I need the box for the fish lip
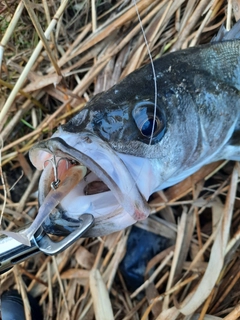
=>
[29,132,150,236]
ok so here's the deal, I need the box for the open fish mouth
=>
[29,130,151,237]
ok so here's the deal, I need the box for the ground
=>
[1,0,240,319]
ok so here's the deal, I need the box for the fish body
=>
[29,24,240,238]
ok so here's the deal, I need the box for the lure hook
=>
[43,155,60,190]
[43,156,76,190]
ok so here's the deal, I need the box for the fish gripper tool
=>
[0,213,94,274]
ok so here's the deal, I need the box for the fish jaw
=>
[29,130,151,237]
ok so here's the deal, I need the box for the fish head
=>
[28,58,204,237]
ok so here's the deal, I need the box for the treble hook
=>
[43,155,61,190]
[43,156,76,190]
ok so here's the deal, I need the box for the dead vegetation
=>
[1,0,240,319]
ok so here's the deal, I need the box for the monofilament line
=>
[133,0,158,145]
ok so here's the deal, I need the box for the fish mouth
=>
[29,131,150,237]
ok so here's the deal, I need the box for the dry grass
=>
[1,0,240,319]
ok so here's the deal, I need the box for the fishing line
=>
[133,0,158,145]
[124,1,158,208]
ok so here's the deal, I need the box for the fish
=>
[8,21,240,243]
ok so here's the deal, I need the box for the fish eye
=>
[132,102,166,144]
[141,116,161,137]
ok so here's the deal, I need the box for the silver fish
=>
[29,22,240,238]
